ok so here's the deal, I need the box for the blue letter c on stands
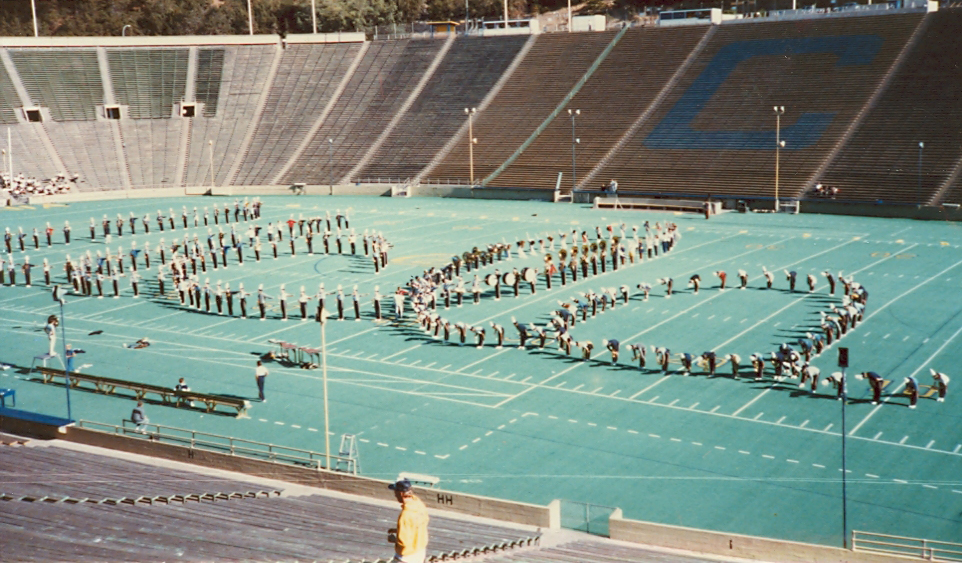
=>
[644,35,883,151]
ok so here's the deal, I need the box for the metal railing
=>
[77,419,357,475]
[853,530,962,561]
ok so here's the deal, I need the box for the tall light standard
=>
[31,0,39,37]
[465,0,470,36]
[311,0,317,34]
[568,109,580,190]
[52,286,73,420]
[918,141,924,195]
[773,106,785,211]
[122,25,132,36]
[328,138,334,194]
[208,140,215,193]
[464,108,477,185]
[246,0,254,35]
[837,347,850,549]
[319,306,331,469]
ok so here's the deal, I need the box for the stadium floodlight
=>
[464,108,477,184]
[918,141,924,195]
[568,109,580,190]
[208,140,215,193]
[328,139,334,194]
[773,106,786,211]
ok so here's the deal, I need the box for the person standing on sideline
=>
[45,315,59,356]
[255,361,269,402]
[387,478,429,563]
[131,401,149,433]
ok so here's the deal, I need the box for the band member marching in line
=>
[629,344,646,369]
[604,339,620,365]
[930,369,950,402]
[257,284,271,321]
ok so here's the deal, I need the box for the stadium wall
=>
[609,509,908,563]
[60,425,560,530]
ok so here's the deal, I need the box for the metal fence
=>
[77,419,357,475]
[853,530,962,561]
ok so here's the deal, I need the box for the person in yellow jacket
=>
[387,478,429,563]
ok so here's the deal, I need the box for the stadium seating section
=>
[0,440,542,562]
[2,9,962,204]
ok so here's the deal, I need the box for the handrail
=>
[853,530,962,562]
[77,419,357,474]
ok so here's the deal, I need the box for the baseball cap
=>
[389,478,412,492]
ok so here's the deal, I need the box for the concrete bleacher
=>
[489,26,708,191]
[233,42,362,186]
[8,49,103,122]
[593,13,923,200]
[44,121,126,190]
[282,39,444,186]
[819,10,962,205]
[195,48,226,118]
[0,439,540,562]
[425,32,616,185]
[121,118,183,188]
[481,539,723,562]
[108,48,189,119]
[358,35,529,182]
[0,441,269,501]
[0,60,21,125]
[184,44,277,188]
[2,125,60,181]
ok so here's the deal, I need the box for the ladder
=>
[337,434,360,475]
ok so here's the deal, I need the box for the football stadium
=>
[1,2,962,562]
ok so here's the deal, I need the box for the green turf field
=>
[2,196,961,547]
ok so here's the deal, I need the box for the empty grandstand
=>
[4,6,962,562]
[0,8,959,210]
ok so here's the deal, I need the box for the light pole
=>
[568,109,580,191]
[838,347,850,549]
[122,24,131,36]
[774,106,785,211]
[31,0,38,37]
[311,0,317,34]
[465,0,469,36]
[918,141,924,195]
[319,307,331,469]
[328,138,334,194]
[208,140,215,193]
[246,0,254,35]
[464,108,477,185]
[52,286,73,420]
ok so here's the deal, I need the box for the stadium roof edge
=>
[0,34,281,48]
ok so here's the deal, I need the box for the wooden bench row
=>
[593,196,721,214]
[36,368,250,417]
